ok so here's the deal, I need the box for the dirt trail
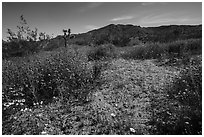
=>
[39,58,180,135]
[92,58,179,134]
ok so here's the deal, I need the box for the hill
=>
[68,24,202,46]
[2,24,202,59]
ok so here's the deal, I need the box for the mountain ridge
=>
[67,23,201,46]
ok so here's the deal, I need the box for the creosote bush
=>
[2,47,97,119]
[87,44,117,61]
[150,56,202,134]
[120,39,201,60]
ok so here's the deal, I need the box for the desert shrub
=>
[150,57,202,134]
[3,15,54,59]
[120,45,145,59]
[143,42,166,59]
[128,37,142,46]
[120,38,201,60]
[73,38,90,46]
[43,41,58,51]
[2,40,40,58]
[120,43,165,60]
[2,47,97,120]
[166,39,202,57]
[87,44,117,61]
[2,101,66,135]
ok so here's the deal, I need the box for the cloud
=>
[141,2,155,6]
[85,25,98,30]
[110,16,134,21]
[87,2,103,9]
[139,13,198,26]
[141,2,168,6]
[79,2,103,12]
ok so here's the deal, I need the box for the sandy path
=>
[91,58,179,134]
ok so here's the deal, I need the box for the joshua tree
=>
[63,29,67,47]
[63,29,71,47]
[68,29,71,37]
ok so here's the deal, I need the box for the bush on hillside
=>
[3,15,53,59]
[87,44,117,61]
[120,39,201,60]
[2,47,98,122]
[150,57,202,134]
[2,40,40,58]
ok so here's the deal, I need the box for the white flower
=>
[185,122,189,124]
[41,131,47,135]
[130,128,136,132]
[37,113,43,117]
[167,111,172,115]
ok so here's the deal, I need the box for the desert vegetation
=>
[2,16,202,135]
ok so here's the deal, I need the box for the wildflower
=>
[167,111,172,116]
[185,122,189,125]
[130,128,136,133]
[41,131,47,135]
[111,113,116,117]
[37,113,43,117]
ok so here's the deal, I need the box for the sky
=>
[2,2,202,40]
